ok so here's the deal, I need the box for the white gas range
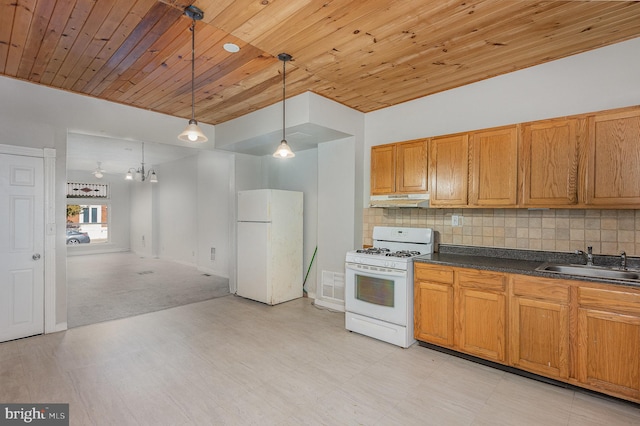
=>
[345,226,434,348]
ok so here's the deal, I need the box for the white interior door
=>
[0,153,44,342]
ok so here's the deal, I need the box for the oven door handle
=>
[345,262,406,278]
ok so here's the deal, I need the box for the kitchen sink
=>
[536,263,640,281]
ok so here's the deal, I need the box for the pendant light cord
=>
[190,20,196,122]
[282,58,286,141]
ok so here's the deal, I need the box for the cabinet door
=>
[520,119,580,206]
[587,109,640,206]
[576,287,640,401]
[414,264,455,347]
[456,270,507,363]
[469,126,518,206]
[396,139,428,193]
[371,144,396,195]
[415,281,454,347]
[429,134,469,206]
[509,276,570,380]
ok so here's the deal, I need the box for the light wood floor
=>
[1,296,639,425]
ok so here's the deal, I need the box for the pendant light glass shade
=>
[273,53,294,158]
[178,119,207,142]
[178,6,207,143]
[274,140,295,158]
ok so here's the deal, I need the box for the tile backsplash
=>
[363,208,640,257]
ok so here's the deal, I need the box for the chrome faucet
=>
[575,246,594,266]
[620,251,627,270]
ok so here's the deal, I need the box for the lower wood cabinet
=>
[414,262,640,404]
[414,263,454,347]
[414,264,507,362]
[509,275,570,380]
[457,270,507,363]
[576,286,640,401]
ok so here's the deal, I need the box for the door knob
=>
[32,253,41,260]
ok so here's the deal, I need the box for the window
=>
[67,203,109,244]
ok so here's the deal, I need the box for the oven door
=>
[344,262,408,326]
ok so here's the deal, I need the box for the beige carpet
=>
[67,252,230,328]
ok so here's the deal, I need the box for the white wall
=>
[154,155,199,264]
[364,37,640,201]
[129,182,155,258]
[316,137,356,308]
[197,150,234,278]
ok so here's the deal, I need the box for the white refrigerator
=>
[236,189,304,305]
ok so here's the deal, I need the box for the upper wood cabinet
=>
[520,118,582,206]
[586,108,640,206]
[469,126,518,207]
[370,144,396,195]
[396,139,429,193]
[429,133,469,206]
[371,105,640,208]
[370,139,428,195]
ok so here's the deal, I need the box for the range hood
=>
[369,193,430,208]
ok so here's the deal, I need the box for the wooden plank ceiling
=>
[1,0,640,125]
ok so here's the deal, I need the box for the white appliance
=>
[237,189,304,305]
[345,226,434,348]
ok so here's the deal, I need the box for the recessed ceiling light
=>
[223,43,240,53]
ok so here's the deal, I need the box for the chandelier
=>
[125,143,157,183]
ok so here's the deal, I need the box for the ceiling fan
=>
[92,162,105,179]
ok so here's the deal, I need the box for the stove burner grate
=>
[355,247,390,255]
[386,250,421,258]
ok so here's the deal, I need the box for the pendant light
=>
[273,53,295,158]
[178,5,208,143]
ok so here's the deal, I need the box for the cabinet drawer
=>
[457,269,506,292]
[415,263,454,284]
[578,286,640,315]
[511,275,570,303]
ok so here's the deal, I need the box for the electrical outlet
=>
[451,215,459,227]
[211,247,216,260]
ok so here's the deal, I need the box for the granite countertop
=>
[414,245,640,288]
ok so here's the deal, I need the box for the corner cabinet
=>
[370,139,428,195]
[586,109,640,206]
[414,262,640,404]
